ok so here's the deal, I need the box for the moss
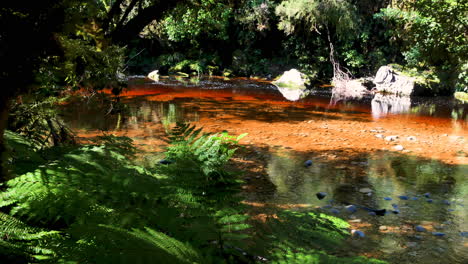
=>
[454,92,468,103]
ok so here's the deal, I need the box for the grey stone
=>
[373,66,415,95]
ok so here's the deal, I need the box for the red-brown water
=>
[61,77,468,264]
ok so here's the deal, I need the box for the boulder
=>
[147,70,159,81]
[273,69,309,89]
[373,66,415,95]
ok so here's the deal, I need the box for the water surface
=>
[61,77,468,263]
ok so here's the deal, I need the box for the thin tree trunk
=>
[0,99,10,182]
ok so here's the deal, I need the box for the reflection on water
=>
[61,77,467,263]
[371,94,411,119]
[261,149,468,264]
[274,85,310,101]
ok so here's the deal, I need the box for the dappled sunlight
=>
[57,78,468,263]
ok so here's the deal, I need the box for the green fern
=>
[0,212,59,262]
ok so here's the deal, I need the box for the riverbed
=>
[61,76,468,264]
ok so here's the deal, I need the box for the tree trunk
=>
[0,99,10,182]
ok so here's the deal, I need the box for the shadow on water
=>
[234,145,468,264]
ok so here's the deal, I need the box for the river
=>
[61,76,468,264]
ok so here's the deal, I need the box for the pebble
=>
[392,210,400,214]
[406,242,418,247]
[330,208,340,214]
[374,209,387,216]
[316,192,327,200]
[379,226,388,231]
[426,199,433,203]
[304,160,313,167]
[411,197,419,201]
[460,232,468,237]
[384,197,393,201]
[415,225,426,232]
[423,193,431,198]
[448,209,455,212]
[351,230,365,238]
[398,195,409,200]
[359,188,373,193]
[349,219,361,223]
[394,145,404,151]
[368,212,377,216]
[392,204,399,209]
[442,200,451,205]
[432,232,446,237]
[407,136,417,141]
[158,159,173,165]
[385,135,399,141]
[345,205,357,213]
[322,205,332,209]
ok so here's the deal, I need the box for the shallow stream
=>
[61,77,468,263]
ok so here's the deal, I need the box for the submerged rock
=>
[432,232,446,237]
[345,205,357,213]
[351,230,365,238]
[423,193,431,198]
[385,135,399,141]
[374,209,387,216]
[359,188,373,193]
[384,197,393,201]
[426,199,433,203]
[330,208,340,214]
[398,195,409,200]
[394,145,404,151]
[158,159,173,165]
[411,197,419,201]
[415,225,426,232]
[304,160,313,167]
[460,232,468,237]
[316,192,327,200]
[368,212,377,216]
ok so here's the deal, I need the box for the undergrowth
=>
[1,124,385,263]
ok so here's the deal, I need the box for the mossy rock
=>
[454,92,468,103]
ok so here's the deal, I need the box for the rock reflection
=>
[371,94,411,119]
[274,85,310,101]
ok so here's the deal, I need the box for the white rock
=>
[375,134,384,139]
[147,70,159,81]
[273,69,309,89]
[394,145,404,151]
[385,135,399,141]
[359,187,372,193]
